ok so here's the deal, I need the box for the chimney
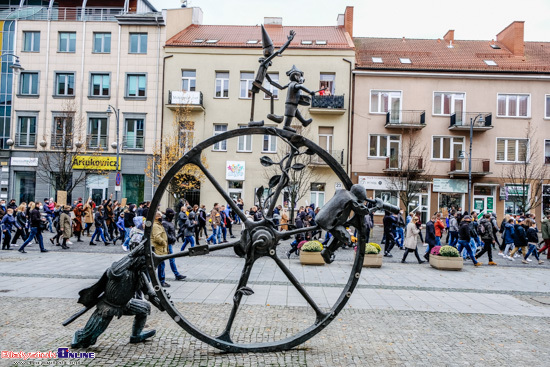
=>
[344,6,353,37]
[264,17,282,27]
[497,21,524,56]
[165,7,202,40]
[443,30,454,43]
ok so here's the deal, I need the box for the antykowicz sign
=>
[72,156,121,171]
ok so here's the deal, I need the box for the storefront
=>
[122,174,145,205]
[500,184,528,215]
[472,184,497,215]
[433,178,467,213]
[73,155,120,206]
[407,182,430,224]
[543,185,550,216]
[358,175,399,215]
[11,157,38,204]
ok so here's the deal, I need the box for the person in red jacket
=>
[434,212,446,247]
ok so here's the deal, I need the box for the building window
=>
[319,127,333,151]
[319,73,335,95]
[545,95,550,119]
[16,116,36,147]
[215,72,229,98]
[52,115,73,148]
[124,118,144,149]
[213,124,227,151]
[370,90,401,113]
[496,138,528,163]
[129,33,147,54]
[87,117,108,149]
[432,136,464,160]
[310,183,326,209]
[545,140,550,164]
[497,94,530,117]
[90,73,110,97]
[240,72,254,99]
[122,174,144,205]
[263,72,279,99]
[374,190,399,213]
[93,32,111,53]
[179,120,194,153]
[15,172,36,204]
[369,134,400,158]
[55,72,75,96]
[262,134,277,153]
[237,126,252,152]
[543,185,550,215]
[23,31,40,52]
[504,184,529,215]
[182,70,196,91]
[433,92,465,116]
[125,74,146,98]
[58,32,76,52]
[20,72,39,96]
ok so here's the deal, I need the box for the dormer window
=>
[301,40,313,45]
[372,57,383,63]
[206,39,219,44]
[484,60,497,66]
[192,39,204,43]
[246,40,258,44]
[315,40,327,45]
[490,44,501,49]
[399,58,411,64]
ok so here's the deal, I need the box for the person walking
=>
[501,218,516,259]
[82,198,94,237]
[475,213,497,265]
[176,206,187,242]
[382,211,397,257]
[72,203,84,242]
[121,204,136,251]
[220,205,229,243]
[162,208,186,281]
[424,215,437,261]
[18,202,48,253]
[401,216,425,264]
[490,213,500,249]
[538,210,550,259]
[280,208,289,231]
[11,203,28,245]
[434,212,445,247]
[152,211,170,288]
[457,215,481,266]
[197,204,208,239]
[524,218,544,264]
[50,204,63,246]
[181,210,197,251]
[113,212,125,246]
[395,210,405,249]
[207,203,221,245]
[90,206,110,246]
[43,198,55,233]
[59,205,73,249]
[508,217,528,260]
[1,208,20,250]
[448,210,459,247]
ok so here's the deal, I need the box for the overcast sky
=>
[149,0,550,42]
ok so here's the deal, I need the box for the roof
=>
[166,25,355,50]
[354,37,550,73]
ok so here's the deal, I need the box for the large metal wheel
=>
[144,126,367,352]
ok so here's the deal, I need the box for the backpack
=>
[478,221,486,234]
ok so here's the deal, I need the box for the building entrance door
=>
[473,185,495,216]
[86,175,108,207]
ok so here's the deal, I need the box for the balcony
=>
[87,135,108,150]
[51,133,73,149]
[383,156,424,174]
[449,112,492,131]
[14,133,36,148]
[167,91,204,112]
[0,6,127,21]
[385,110,426,129]
[310,149,345,166]
[122,136,144,150]
[309,95,346,115]
[448,158,492,177]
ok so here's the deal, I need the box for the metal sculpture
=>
[63,244,161,348]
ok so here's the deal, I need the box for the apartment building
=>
[352,21,550,223]
[161,7,355,209]
[3,0,164,205]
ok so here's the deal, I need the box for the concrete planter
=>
[429,255,463,271]
[300,251,325,266]
[360,252,383,268]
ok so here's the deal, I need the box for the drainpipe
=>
[152,15,163,198]
[343,58,353,178]
[160,54,173,172]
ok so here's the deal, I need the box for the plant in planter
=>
[299,240,325,265]
[429,245,463,271]
[356,242,383,268]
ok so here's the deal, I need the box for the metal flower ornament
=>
[64,26,399,353]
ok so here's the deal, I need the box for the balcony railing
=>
[449,112,492,130]
[449,158,491,176]
[311,95,345,109]
[51,133,73,149]
[385,110,426,127]
[87,134,108,149]
[168,91,204,111]
[310,149,345,166]
[384,156,424,172]
[122,136,144,150]
[0,6,127,21]
[15,133,36,147]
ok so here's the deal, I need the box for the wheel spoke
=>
[266,148,297,217]
[271,255,327,321]
[217,256,256,343]
[276,225,319,242]
[152,241,238,266]
[195,160,248,222]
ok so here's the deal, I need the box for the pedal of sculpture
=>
[63,244,162,348]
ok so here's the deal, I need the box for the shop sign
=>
[358,176,402,190]
[10,157,38,166]
[474,199,484,212]
[487,197,494,210]
[226,161,245,181]
[72,156,121,171]
[432,178,467,193]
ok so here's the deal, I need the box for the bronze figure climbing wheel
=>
[143,126,368,353]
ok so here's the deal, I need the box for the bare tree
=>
[504,122,547,214]
[385,128,432,215]
[35,100,103,199]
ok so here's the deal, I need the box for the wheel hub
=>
[250,227,276,257]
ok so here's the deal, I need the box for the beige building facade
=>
[352,22,550,223]
[162,7,355,211]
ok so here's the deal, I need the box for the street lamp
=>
[106,105,120,200]
[467,113,485,213]
[0,53,24,73]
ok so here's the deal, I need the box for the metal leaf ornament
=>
[256,186,265,206]
[291,163,305,171]
[268,175,281,189]
[260,156,275,167]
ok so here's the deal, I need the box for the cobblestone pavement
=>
[1,297,549,366]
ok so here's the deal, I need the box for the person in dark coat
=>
[162,208,186,281]
[423,215,437,260]
[457,215,481,266]
[1,208,20,250]
[476,213,496,265]
[509,217,528,259]
[90,206,110,246]
[11,203,28,245]
[181,210,197,251]
[176,206,188,242]
[18,202,48,253]
[383,211,398,257]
